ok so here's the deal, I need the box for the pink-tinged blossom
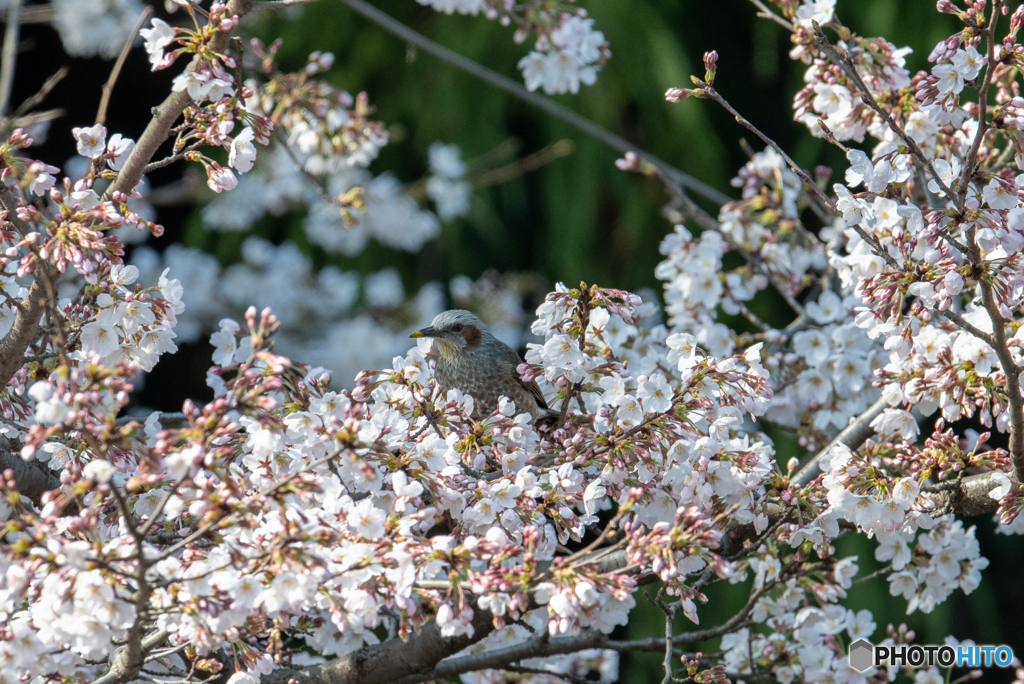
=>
[347,498,386,538]
[982,178,1019,210]
[541,334,586,369]
[80,319,120,357]
[944,270,964,295]
[140,17,176,69]
[637,372,672,413]
[888,571,918,600]
[845,608,876,640]
[666,332,698,369]
[951,45,985,80]
[105,133,135,170]
[229,127,258,173]
[207,165,238,193]
[73,123,107,158]
[988,472,1012,500]
[26,161,59,196]
[201,78,235,102]
[744,342,769,379]
[932,63,964,95]
[927,156,961,196]
[172,69,208,99]
[83,459,115,483]
[210,327,237,367]
[793,0,836,29]
[870,408,920,441]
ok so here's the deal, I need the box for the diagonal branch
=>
[333,0,729,206]
[0,437,62,507]
[0,0,23,119]
[263,605,496,684]
[96,6,153,126]
[0,4,52,25]
[791,396,888,487]
[0,184,60,389]
[102,0,255,201]
[809,24,953,201]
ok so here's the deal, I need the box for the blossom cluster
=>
[414,0,610,94]
[4,0,1024,683]
[0,283,770,682]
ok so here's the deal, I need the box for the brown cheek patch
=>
[462,325,482,348]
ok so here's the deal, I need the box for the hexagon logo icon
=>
[849,639,874,672]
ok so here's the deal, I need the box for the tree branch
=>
[96,6,153,126]
[0,184,60,389]
[102,0,255,201]
[92,629,170,684]
[333,0,729,206]
[263,606,496,684]
[0,4,53,25]
[0,0,22,119]
[0,437,61,507]
[791,396,888,487]
[391,630,608,684]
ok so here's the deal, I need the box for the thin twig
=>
[0,0,23,119]
[704,83,909,276]
[747,0,794,31]
[96,6,153,126]
[851,565,893,586]
[472,139,574,189]
[10,65,66,119]
[737,303,770,332]
[809,24,953,201]
[3,107,64,131]
[955,2,1002,211]
[0,4,53,24]
[272,127,336,204]
[254,0,322,7]
[334,0,730,206]
[703,84,836,219]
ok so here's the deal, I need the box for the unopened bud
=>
[703,50,718,72]
[703,50,719,84]
[665,87,691,102]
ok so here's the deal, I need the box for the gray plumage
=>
[411,310,550,420]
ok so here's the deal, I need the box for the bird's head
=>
[411,309,487,360]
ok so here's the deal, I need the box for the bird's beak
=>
[411,326,438,339]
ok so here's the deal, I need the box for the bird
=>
[411,310,551,421]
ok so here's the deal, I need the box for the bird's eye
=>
[452,323,464,332]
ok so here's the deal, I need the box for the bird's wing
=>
[503,346,550,411]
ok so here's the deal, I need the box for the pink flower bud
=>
[665,87,691,102]
[703,50,719,72]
